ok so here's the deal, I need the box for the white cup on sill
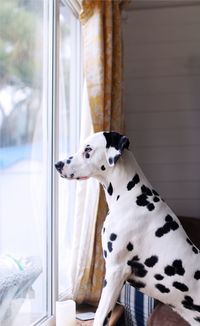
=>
[56,300,76,326]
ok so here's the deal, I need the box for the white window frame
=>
[38,0,82,325]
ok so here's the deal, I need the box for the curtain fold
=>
[80,0,125,133]
[66,81,100,301]
[74,0,126,305]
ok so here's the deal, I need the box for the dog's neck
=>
[95,150,144,210]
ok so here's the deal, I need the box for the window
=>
[0,0,81,325]
[58,1,81,297]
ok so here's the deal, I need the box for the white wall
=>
[122,2,200,218]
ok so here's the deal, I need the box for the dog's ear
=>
[103,132,130,166]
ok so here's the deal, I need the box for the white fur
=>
[55,131,200,326]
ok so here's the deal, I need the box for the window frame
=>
[43,0,82,325]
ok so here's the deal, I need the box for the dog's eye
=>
[85,152,90,159]
[83,146,92,159]
[84,145,92,152]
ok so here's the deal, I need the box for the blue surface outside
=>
[0,144,42,169]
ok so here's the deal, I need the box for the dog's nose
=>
[55,161,64,172]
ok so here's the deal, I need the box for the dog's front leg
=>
[93,268,126,326]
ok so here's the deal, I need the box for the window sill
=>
[39,316,55,326]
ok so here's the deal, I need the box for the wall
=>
[122,2,200,217]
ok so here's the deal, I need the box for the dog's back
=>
[102,149,200,325]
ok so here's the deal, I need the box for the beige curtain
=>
[67,81,100,301]
[77,0,126,305]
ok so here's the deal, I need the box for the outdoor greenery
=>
[0,0,39,87]
[0,0,42,147]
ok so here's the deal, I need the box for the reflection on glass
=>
[58,2,80,296]
[0,0,48,324]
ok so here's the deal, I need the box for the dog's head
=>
[55,131,130,180]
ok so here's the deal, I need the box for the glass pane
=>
[0,0,49,324]
[58,2,81,296]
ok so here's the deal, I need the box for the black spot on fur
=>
[164,260,185,276]
[133,173,140,184]
[136,194,149,206]
[127,181,133,190]
[186,237,199,254]
[103,131,130,151]
[130,255,139,261]
[171,221,179,230]
[165,265,175,276]
[182,296,200,313]
[194,271,200,280]
[128,279,146,289]
[173,260,185,275]
[145,255,158,267]
[162,223,171,234]
[104,250,107,258]
[154,274,164,280]
[136,185,161,211]
[85,152,90,159]
[101,165,106,171]
[155,283,170,293]
[186,238,193,245]
[152,189,159,196]
[192,246,199,254]
[66,159,71,164]
[127,174,140,191]
[182,296,193,309]
[116,195,120,201]
[110,233,117,241]
[155,215,179,238]
[141,185,152,196]
[194,317,200,322]
[155,228,165,237]
[107,183,113,196]
[85,145,92,151]
[103,279,107,287]
[107,242,113,252]
[103,227,105,233]
[147,203,155,211]
[127,242,134,251]
[127,260,148,278]
[85,148,92,158]
[173,281,188,292]
[165,214,173,222]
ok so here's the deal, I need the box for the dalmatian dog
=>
[55,131,200,326]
